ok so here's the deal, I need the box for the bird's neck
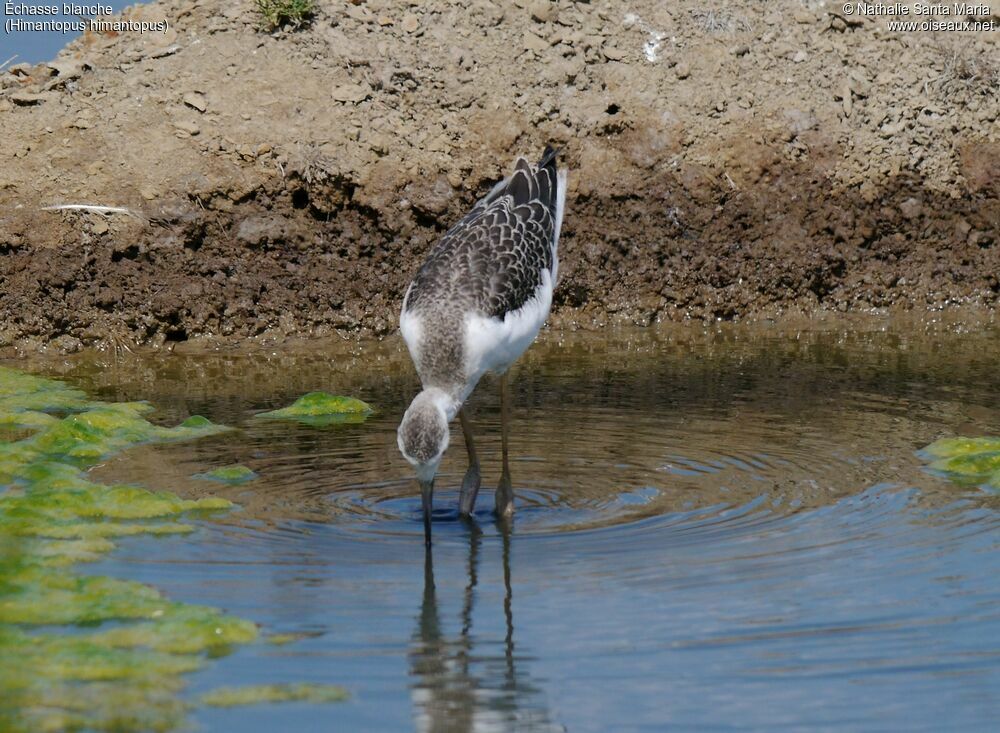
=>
[421,387,461,422]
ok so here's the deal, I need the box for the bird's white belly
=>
[462,268,554,394]
[399,293,424,369]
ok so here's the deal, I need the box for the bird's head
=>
[397,389,452,487]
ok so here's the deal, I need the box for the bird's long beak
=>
[420,478,434,546]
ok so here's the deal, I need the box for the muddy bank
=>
[0,0,997,351]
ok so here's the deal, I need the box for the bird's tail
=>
[537,144,560,170]
[470,145,563,218]
[507,145,561,213]
[509,146,566,279]
[535,145,562,169]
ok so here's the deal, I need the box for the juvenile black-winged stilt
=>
[397,146,568,544]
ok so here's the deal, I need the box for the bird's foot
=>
[494,469,515,519]
[458,462,481,517]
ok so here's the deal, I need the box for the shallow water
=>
[9,317,1000,731]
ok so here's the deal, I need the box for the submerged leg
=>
[458,408,482,517]
[495,373,515,518]
[420,479,434,546]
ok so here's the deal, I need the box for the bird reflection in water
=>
[409,525,563,733]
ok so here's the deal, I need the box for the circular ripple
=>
[323,479,667,540]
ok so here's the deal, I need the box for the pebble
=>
[529,1,557,23]
[174,119,201,135]
[899,197,922,219]
[523,31,549,53]
[345,4,370,22]
[10,92,48,106]
[783,108,817,137]
[43,59,88,79]
[183,91,207,112]
[848,74,870,98]
[92,219,109,235]
[603,46,626,61]
[331,82,372,103]
[540,57,585,85]
[880,121,904,138]
[367,133,390,154]
[840,81,853,117]
[674,62,690,80]
[150,44,181,60]
[401,14,419,33]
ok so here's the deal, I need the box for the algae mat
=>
[0,366,344,731]
[254,391,373,426]
[920,437,1000,491]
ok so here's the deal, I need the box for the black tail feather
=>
[538,144,559,170]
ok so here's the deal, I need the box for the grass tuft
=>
[255,0,315,31]
[935,49,1000,99]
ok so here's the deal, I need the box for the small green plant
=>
[255,0,315,30]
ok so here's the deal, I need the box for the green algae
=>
[25,537,117,566]
[0,366,91,415]
[201,682,349,707]
[923,436,1000,458]
[0,627,195,733]
[920,436,1000,491]
[930,451,1000,479]
[255,390,373,426]
[94,606,259,654]
[3,566,181,625]
[20,521,196,540]
[0,366,257,731]
[0,626,203,684]
[0,365,349,730]
[27,406,230,464]
[0,410,58,429]
[194,464,259,484]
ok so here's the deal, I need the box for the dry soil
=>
[0,0,997,351]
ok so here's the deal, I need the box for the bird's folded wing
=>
[405,160,559,320]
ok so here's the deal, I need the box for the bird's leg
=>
[457,408,481,517]
[420,479,434,546]
[495,373,515,518]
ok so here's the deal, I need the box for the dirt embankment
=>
[0,0,997,351]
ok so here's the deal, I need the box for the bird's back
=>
[401,147,567,393]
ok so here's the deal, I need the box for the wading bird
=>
[397,146,567,544]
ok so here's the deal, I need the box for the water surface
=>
[13,317,1000,731]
